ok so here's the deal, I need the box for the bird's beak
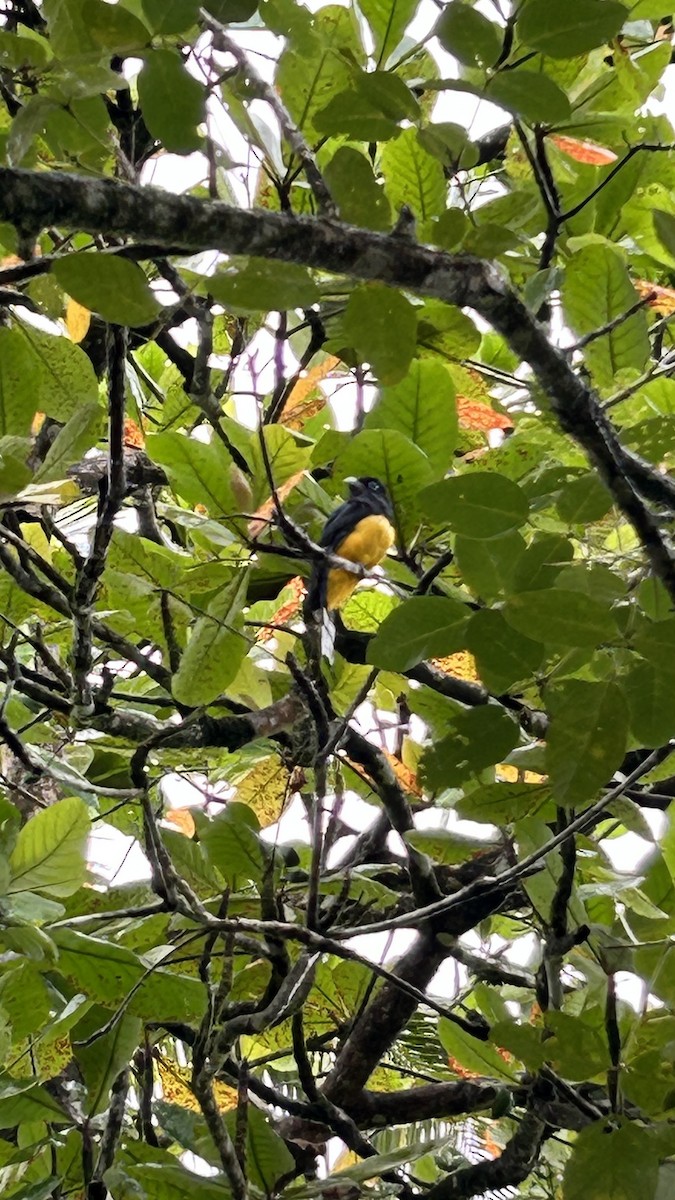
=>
[344,476,358,485]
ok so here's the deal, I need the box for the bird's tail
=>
[303,566,336,665]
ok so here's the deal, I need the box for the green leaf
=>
[356,70,419,121]
[438,1015,519,1079]
[142,0,199,34]
[0,328,42,436]
[343,284,417,385]
[490,1020,546,1070]
[547,1010,610,1079]
[422,706,519,789]
[8,796,90,898]
[201,801,265,885]
[0,1076,66,1126]
[0,964,51,1040]
[518,0,628,59]
[405,828,493,865]
[43,0,98,60]
[364,359,457,476]
[226,1104,294,1190]
[172,569,249,706]
[207,259,319,312]
[417,300,481,360]
[53,929,204,1021]
[457,781,551,824]
[314,93,398,142]
[503,587,615,647]
[275,6,360,139]
[455,531,526,600]
[248,425,310,500]
[8,96,59,166]
[34,402,102,483]
[420,472,529,539]
[563,244,650,388]
[17,324,100,422]
[435,1,502,68]
[546,679,628,805]
[513,533,573,591]
[624,660,675,748]
[367,596,469,671]
[5,1179,63,1200]
[563,1121,658,1200]
[76,1010,142,1116]
[83,0,151,51]
[0,30,50,70]
[54,252,161,328]
[485,69,571,125]
[380,127,447,230]
[138,49,204,154]
[636,617,675,667]
[432,207,470,251]
[323,147,391,231]
[333,428,433,541]
[466,608,544,692]
[653,208,675,260]
[360,0,417,65]
[148,432,236,515]
[556,473,613,523]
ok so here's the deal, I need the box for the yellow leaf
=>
[432,651,480,682]
[237,755,290,826]
[157,1055,238,1112]
[66,298,91,343]
[634,278,675,316]
[496,764,547,783]
[333,1149,360,1173]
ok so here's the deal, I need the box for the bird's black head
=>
[345,476,394,518]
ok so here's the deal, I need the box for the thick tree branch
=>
[2,166,674,599]
[425,1108,547,1200]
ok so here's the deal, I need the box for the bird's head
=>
[344,476,394,518]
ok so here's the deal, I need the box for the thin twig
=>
[202,13,336,216]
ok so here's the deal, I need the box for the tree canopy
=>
[2,0,675,1197]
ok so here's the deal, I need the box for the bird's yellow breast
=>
[326,514,395,610]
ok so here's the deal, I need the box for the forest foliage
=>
[1,0,675,1197]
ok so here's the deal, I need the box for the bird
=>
[305,476,396,658]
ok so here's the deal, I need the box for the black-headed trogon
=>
[306,476,396,619]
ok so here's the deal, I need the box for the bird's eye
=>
[368,480,380,491]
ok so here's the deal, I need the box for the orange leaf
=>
[164,808,196,837]
[634,278,675,316]
[447,1055,480,1080]
[280,355,341,428]
[65,298,91,343]
[123,417,145,448]
[248,470,306,539]
[482,1131,502,1158]
[549,134,618,166]
[457,396,513,433]
[255,576,305,642]
[383,750,423,798]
